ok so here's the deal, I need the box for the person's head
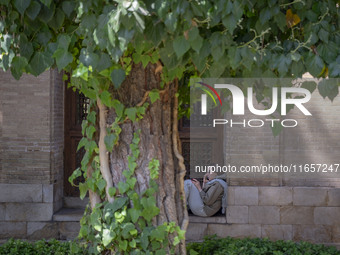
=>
[206,171,217,181]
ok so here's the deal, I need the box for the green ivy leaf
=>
[53,48,73,70]
[209,61,226,77]
[108,187,116,197]
[111,69,126,89]
[57,34,71,50]
[99,91,112,107]
[277,55,292,76]
[173,36,190,58]
[26,1,41,20]
[306,54,324,77]
[141,197,160,221]
[149,90,160,103]
[118,182,130,194]
[77,137,88,151]
[87,111,96,124]
[68,168,82,186]
[10,56,28,80]
[19,34,33,60]
[85,125,96,139]
[102,229,116,247]
[72,64,88,81]
[104,133,117,152]
[119,240,128,251]
[14,0,31,15]
[190,34,203,53]
[107,197,128,212]
[96,179,106,192]
[29,51,53,76]
[222,14,237,35]
[79,182,88,200]
[112,99,125,119]
[38,1,55,23]
[301,81,317,94]
[62,1,76,17]
[141,55,151,68]
[125,107,137,122]
[318,79,339,101]
[260,7,272,25]
[127,177,137,189]
[318,28,329,44]
[129,208,140,223]
[48,8,65,31]
[329,62,340,77]
[97,53,112,72]
[121,223,135,239]
[80,48,99,68]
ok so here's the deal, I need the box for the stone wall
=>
[0,70,64,240]
[187,186,340,248]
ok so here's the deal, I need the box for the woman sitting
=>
[184,172,227,217]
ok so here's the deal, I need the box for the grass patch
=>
[187,236,340,255]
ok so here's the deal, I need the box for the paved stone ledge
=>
[189,215,227,224]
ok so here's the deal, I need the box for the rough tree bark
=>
[93,63,189,254]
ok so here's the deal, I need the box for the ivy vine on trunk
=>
[0,0,339,254]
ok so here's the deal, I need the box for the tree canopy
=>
[1,0,339,86]
[0,0,339,254]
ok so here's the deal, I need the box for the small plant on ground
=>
[187,235,340,255]
[0,239,88,255]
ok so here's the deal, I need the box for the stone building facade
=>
[0,71,339,248]
[0,70,64,240]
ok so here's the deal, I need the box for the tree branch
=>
[97,98,115,203]
[172,79,189,254]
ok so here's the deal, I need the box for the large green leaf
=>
[306,54,324,77]
[79,48,99,68]
[62,1,76,17]
[26,1,41,20]
[29,51,53,76]
[104,133,117,152]
[48,8,65,31]
[125,107,137,122]
[129,208,140,223]
[53,48,73,70]
[318,79,339,101]
[110,69,126,89]
[96,53,112,72]
[57,34,71,50]
[102,229,116,247]
[10,56,28,80]
[14,0,31,15]
[173,36,190,58]
[222,14,237,35]
[19,33,34,59]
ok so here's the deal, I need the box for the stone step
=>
[63,197,88,209]
[53,208,84,222]
[53,208,83,240]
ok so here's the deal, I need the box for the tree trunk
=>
[105,63,188,254]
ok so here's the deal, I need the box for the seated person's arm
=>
[199,183,223,206]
